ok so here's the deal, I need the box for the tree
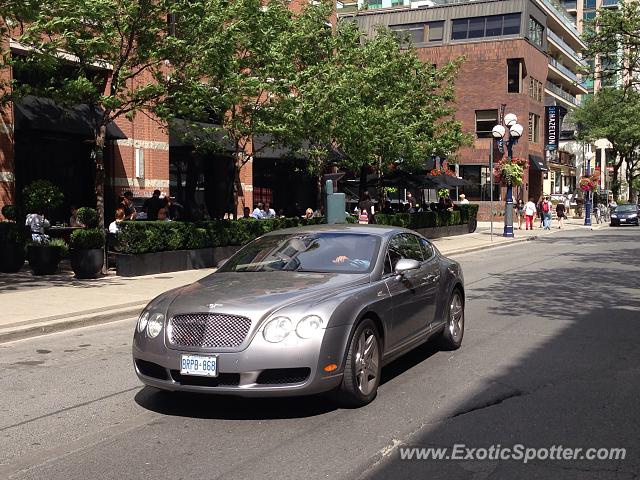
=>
[0,0,185,227]
[281,19,470,205]
[157,0,300,217]
[572,87,640,201]
[582,0,640,91]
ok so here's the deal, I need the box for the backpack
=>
[542,201,550,213]
[358,211,369,224]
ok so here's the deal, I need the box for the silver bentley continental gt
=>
[132,224,465,407]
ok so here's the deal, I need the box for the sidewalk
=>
[0,217,606,343]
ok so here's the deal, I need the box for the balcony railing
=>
[548,57,581,82]
[547,30,585,66]
[545,81,579,105]
[539,0,581,38]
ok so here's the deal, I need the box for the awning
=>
[529,155,549,171]
[14,95,127,140]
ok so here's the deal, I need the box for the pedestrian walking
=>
[536,197,544,228]
[556,201,566,229]
[524,198,537,230]
[359,191,376,224]
[541,195,552,230]
[516,199,524,229]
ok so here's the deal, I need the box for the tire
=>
[334,319,382,408]
[439,289,465,351]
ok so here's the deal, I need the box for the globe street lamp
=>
[492,114,524,238]
[584,150,594,227]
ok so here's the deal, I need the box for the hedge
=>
[115,206,477,255]
[375,204,478,230]
[116,217,326,255]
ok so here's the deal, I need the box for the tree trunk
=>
[358,164,368,200]
[93,124,107,274]
[232,148,244,218]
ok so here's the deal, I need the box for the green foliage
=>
[76,207,99,228]
[28,237,69,256]
[1,205,21,221]
[115,217,331,254]
[70,228,106,250]
[375,205,477,230]
[437,189,450,198]
[0,222,27,245]
[22,180,64,214]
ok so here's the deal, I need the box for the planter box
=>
[415,224,470,239]
[115,246,242,277]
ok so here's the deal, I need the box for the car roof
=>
[262,223,415,238]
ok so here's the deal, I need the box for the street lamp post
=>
[584,151,594,227]
[492,113,524,238]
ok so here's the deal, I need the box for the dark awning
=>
[14,95,127,140]
[529,155,549,171]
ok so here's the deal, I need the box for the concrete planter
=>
[115,245,242,277]
[71,248,104,279]
[415,224,470,239]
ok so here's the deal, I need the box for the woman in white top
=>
[109,208,125,234]
[524,199,537,230]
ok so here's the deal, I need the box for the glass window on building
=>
[507,59,523,93]
[452,18,468,40]
[459,165,501,201]
[528,17,544,47]
[476,110,498,138]
[528,113,540,143]
[584,0,596,8]
[503,13,521,35]
[427,21,444,42]
[583,10,596,21]
[390,21,444,44]
[451,13,521,40]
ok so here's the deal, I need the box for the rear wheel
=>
[439,289,464,350]
[334,319,382,408]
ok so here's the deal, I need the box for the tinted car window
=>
[615,205,637,213]
[219,232,380,274]
[419,238,434,260]
[385,234,424,274]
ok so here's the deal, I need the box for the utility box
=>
[324,180,346,224]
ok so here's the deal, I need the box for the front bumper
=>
[611,217,639,226]
[132,324,350,397]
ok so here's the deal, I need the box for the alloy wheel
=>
[354,328,379,396]
[448,292,464,342]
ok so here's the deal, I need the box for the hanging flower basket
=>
[494,156,528,186]
[429,160,456,177]
[579,170,600,192]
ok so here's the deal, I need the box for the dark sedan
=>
[610,204,640,226]
[132,224,465,407]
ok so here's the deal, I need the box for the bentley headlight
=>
[263,316,293,343]
[630,214,637,218]
[146,313,165,338]
[137,311,149,333]
[296,315,324,339]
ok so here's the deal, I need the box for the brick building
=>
[346,0,587,219]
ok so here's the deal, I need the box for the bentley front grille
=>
[168,314,251,348]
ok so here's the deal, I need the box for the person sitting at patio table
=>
[439,194,454,211]
[109,208,125,234]
[25,210,50,242]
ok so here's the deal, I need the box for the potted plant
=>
[26,238,68,275]
[70,207,105,278]
[23,180,65,275]
[579,170,600,192]
[493,156,528,186]
[0,205,26,272]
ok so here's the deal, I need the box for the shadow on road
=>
[361,229,640,479]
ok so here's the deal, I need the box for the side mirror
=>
[216,258,229,269]
[394,258,420,277]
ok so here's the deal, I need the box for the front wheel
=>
[334,319,382,408]
[439,289,465,350]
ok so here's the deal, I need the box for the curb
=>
[0,303,146,344]
[442,235,538,257]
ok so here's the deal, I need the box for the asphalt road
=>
[1,226,639,480]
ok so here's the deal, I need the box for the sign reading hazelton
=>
[545,105,559,151]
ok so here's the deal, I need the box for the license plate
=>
[180,354,218,377]
[620,218,626,222]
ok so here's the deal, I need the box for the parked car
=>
[132,224,465,407]
[610,204,640,226]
